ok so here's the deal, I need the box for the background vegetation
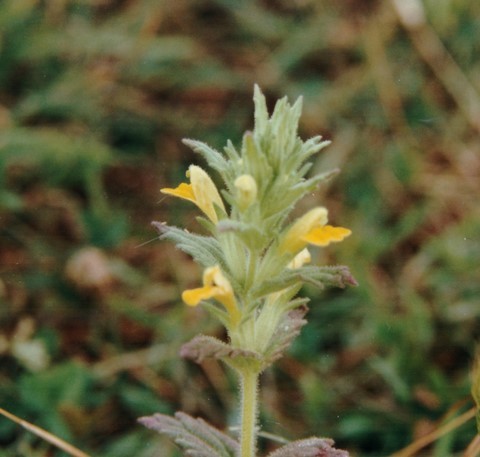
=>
[1,0,479,456]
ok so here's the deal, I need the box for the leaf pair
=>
[180,307,308,372]
[139,412,349,457]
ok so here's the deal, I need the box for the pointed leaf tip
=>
[151,221,169,235]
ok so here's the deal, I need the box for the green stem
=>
[239,368,259,457]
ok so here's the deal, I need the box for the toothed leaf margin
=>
[264,306,309,365]
[267,437,349,457]
[139,411,239,457]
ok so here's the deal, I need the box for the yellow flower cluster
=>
[161,165,350,329]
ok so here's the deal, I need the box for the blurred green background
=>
[1,1,479,456]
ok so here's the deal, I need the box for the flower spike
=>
[145,87,355,457]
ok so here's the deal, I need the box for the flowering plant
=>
[139,86,356,457]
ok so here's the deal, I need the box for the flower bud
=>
[234,174,257,211]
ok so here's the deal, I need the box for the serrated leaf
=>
[267,437,349,457]
[139,411,239,457]
[151,222,226,269]
[264,306,308,365]
[182,139,229,175]
[297,265,358,290]
[180,335,260,365]
[253,265,357,299]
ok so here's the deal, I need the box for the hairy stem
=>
[239,368,259,457]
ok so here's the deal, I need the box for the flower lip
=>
[161,165,225,223]
[181,265,240,326]
[162,182,195,203]
[302,225,351,247]
[279,207,351,255]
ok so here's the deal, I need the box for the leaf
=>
[138,411,239,457]
[299,265,358,289]
[151,222,226,270]
[264,306,308,365]
[180,335,261,366]
[253,265,357,299]
[267,437,349,457]
[182,139,229,175]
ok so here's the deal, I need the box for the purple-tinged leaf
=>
[297,265,358,289]
[180,335,260,364]
[139,411,238,457]
[264,306,308,364]
[268,437,349,457]
[254,265,357,299]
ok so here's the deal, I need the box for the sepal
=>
[138,411,239,457]
[267,437,349,457]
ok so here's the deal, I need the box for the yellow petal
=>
[161,183,195,203]
[203,265,219,286]
[215,292,241,326]
[182,285,219,307]
[189,165,225,223]
[279,207,328,254]
[287,248,311,269]
[186,266,241,326]
[302,225,351,247]
[160,166,225,223]
[204,265,232,292]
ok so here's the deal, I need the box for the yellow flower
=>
[287,248,311,269]
[279,207,351,255]
[265,249,312,307]
[182,265,240,326]
[161,165,225,223]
